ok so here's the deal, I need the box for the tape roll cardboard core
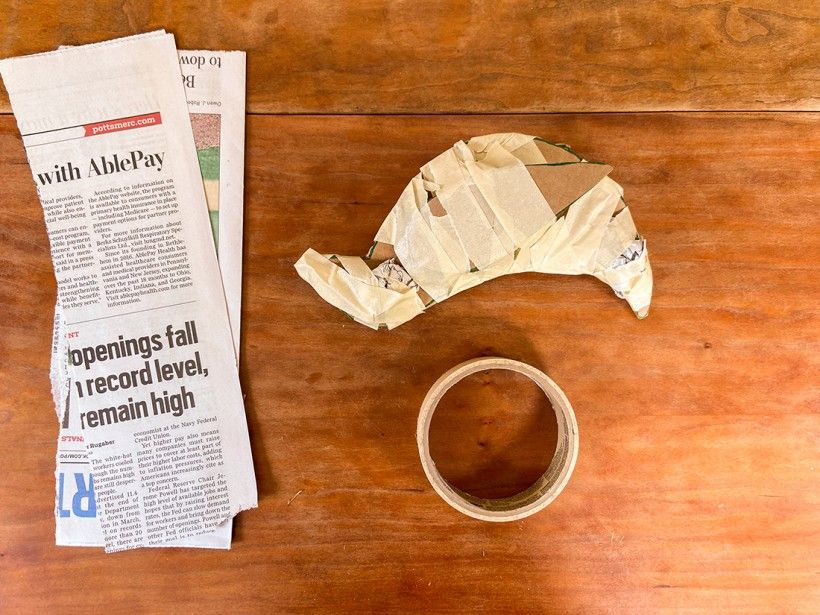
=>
[417,357,579,521]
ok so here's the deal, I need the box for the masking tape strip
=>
[417,357,579,522]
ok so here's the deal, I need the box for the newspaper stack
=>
[0,32,256,552]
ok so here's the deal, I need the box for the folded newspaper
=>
[51,47,248,550]
[1,32,256,552]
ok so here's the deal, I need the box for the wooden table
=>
[1,2,818,613]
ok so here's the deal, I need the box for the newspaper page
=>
[180,50,246,356]
[51,49,247,549]
[0,32,257,552]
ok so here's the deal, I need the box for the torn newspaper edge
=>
[1,31,256,552]
[51,49,247,549]
[295,134,652,330]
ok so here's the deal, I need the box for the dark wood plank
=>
[0,1,818,113]
[0,112,818,613]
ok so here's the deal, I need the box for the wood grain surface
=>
[1,111,818,613]
[0,0,819,113]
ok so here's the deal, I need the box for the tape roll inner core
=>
[417,357,579,521]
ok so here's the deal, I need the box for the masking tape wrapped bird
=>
[295,133,653,329]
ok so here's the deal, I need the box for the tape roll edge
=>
[417,357,579,522]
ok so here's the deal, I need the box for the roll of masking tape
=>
[417,357,579,522]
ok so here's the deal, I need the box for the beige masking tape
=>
[417,357,579,522]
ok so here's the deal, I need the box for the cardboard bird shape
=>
[295,133,652,330]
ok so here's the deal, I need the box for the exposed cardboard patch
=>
[428,196,447,217]
[533,140,582,164]
[369,241,397,261]
[528,163,613,214]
